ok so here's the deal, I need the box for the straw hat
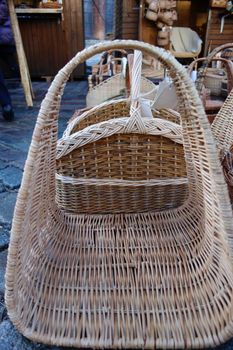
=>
[5,40,233,349]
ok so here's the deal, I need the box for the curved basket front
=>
[5,40,233,349]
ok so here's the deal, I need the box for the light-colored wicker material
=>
[205,67,227,96]
[6,40,233,349]
[56,119,186,213]
[212,88,233,150]
[86,73,126,107]
[212,89,233,204]
[67,99,130,134]
[189,57,233,96]
[142,55,164,78]
[170,27,202,59]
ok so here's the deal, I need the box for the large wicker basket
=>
[6,40,233,349]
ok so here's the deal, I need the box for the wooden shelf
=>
[15,8,62,14]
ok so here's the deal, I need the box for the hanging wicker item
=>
[5,40,233,349]
[144,0,178,48]
[210,0,227,7]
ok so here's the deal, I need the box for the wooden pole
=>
[7,0,34,107]
[93,0,105,40]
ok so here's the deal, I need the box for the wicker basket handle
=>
[40,40,201,120]
[36,40,213,161]
[212,89,233,151]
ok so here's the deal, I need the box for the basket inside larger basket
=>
[56,51,187,214]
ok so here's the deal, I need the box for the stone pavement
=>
[0,81,232,349]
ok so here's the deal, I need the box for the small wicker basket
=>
[57,51,186,214]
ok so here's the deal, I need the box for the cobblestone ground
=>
[0,80,232,349]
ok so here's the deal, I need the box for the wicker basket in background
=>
[188,56,233,119]
[204,67,226,96]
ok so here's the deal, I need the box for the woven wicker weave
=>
[204,67,226,96]
[211,88,233,203]
[6,40,233,349]
[189,57,233,96]
[212,88,233,150]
